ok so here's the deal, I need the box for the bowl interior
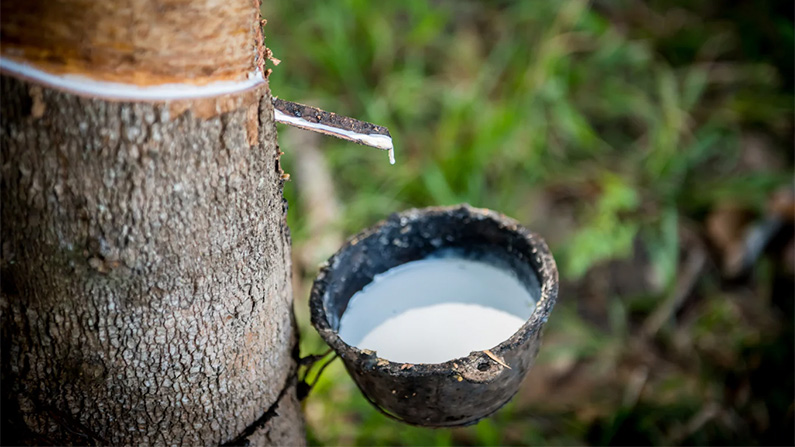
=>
[318,208,544,339]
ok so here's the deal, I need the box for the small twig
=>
[642,233,707,337]
[667,402,721,445]
[483,349,511,369]
[726,217,785,277]
[290,129,343,269]
[622,366,649,408]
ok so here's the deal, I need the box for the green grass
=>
[264,0,793,445]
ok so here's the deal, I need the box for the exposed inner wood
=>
[0,0,260,85]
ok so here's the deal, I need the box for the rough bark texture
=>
[0,0,259,84]
[0,74,305,445]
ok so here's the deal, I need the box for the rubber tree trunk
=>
[0,1,304,445]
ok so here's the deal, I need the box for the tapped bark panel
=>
[0,0,259,85]
[0,75,302,445]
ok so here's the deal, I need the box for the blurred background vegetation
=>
[263,0,794,445]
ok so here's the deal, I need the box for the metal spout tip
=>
[272,98,395,164]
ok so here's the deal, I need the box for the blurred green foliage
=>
[264,0,793,445]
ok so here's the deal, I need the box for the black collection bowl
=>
[309,204,558,427]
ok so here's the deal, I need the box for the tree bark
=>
[0,2,305,445]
